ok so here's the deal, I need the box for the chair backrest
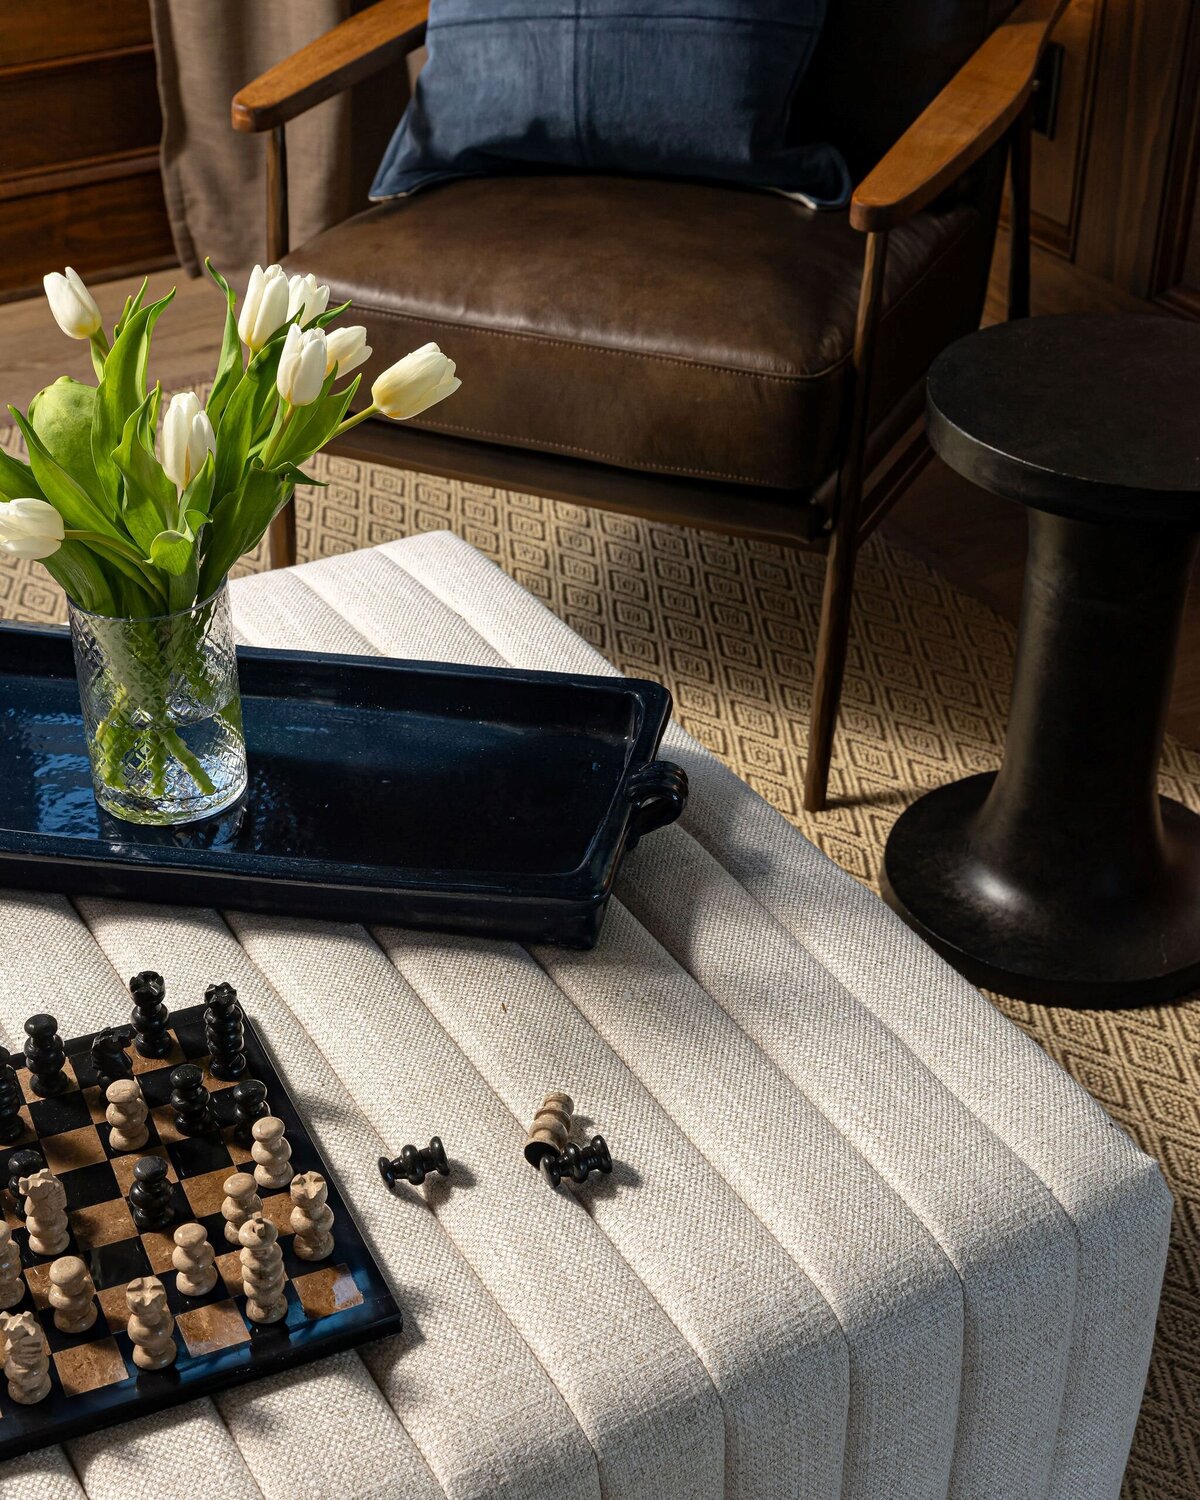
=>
[795,0,1019,178]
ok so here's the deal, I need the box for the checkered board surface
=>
[0,1005,402,1460]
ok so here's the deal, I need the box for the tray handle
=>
[626,760,689,849]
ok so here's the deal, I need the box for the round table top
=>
[926,314,1200,527]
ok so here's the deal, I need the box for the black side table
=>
[882,315,1200,1006]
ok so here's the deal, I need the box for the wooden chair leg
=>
[803,229,889,812]
[268,499,298,570]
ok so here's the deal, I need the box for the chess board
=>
[0,1005,402,1460]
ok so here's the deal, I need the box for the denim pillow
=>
[370,0,849,207]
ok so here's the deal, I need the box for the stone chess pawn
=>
[172,1222,217,1297]
[21,1168,69,1257]
[221,1172,262,1247]
[128,1155,175,1233]
[239,1213,287,1324]
[203,982,246,1081]
[290,1172,334,1261]
[24,1014,69,1098]
[129,970,171,1059]
[126,1276,177,1370]
[48,1256,97,1334]
[0,1310,50,1403]
[251,1115,293,1190]
[524,1091,573,1168]
[106,1077,149,1152]
[170,1063,218,1137]
[90,1027,134,1095]
[379,1137,449,1190]
[542,1134,613,1189]
[0,1051,25,1144]
[7,1148,43,1221]
[230,1077,269,1147]
[0,1224,24,1310]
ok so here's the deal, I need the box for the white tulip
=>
[161,391,216,491]
[277,324,328,407]
[324,325,371,378]
[0,498,65,560]
[237,263,290,350]
[371,343,461,421]
[287,273,330,326]
[43,267,102,340]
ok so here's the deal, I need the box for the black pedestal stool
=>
[882,314,1200,1006]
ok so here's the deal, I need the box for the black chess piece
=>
[7,1148,44,1220]
[230,1078,269,1147]
[0,1052,24,1144]
[129,971,171,1059]
[203,982,246,1082]
[379,1137,449,1189]
[24,1014,69,1098]
[128,1155,175,1232]
[90,1027,134,1095]
[169,1063,217,1137]
[541,1135,612,1189]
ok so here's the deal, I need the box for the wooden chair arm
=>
[232,0,429,134]
[850,0,1067,232]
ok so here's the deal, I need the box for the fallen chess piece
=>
[129,970,171,1059]
[128,1155,175,1233]
[239,1213,288,1324]
[24,1014,69,1098]
[173,1222,217,1297]
[21,1168,69,1256]
[126,1276,177,1370]
[221,1171,263,1247]
[290,1172,334,1260]
[0,1310,50,1403]
[204,982,246,1081]
[0,1224,23,1310]
[48,1255,97,1334]
[379,1137,449,1190]
[524,1091,573,1168]
[541,1135,613,1190]
[90,1026,134,1095]
[106,1077,149,1152]
[170,1063,218,1137]
[0,1051,24,1144]
[251,1115,293,1190]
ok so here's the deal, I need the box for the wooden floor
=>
[7,255,1200,750]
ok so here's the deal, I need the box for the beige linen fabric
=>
[0,534,1170,1499]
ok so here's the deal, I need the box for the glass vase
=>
[68,583,248,826]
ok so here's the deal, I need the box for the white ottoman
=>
[0,533,1169,1500]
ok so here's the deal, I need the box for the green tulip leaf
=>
[0,444,40,503]
[113,276,148,343]
[275,374,359,469]
[148,525,195,577]
[204,261,245,430]
[91,290,175,507]
[200,464,288,597]
[39,540,119,617]
[7,407,122,539]
[29,377,101,499]
[180,449,216,526]
[114,387,176,554]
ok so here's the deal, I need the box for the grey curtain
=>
[150,0,406,275]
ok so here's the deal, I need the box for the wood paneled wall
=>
[0,0,175,302]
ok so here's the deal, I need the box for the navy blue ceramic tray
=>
[0,624,687,947]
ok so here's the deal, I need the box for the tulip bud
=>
[325,325,371,378]
[371,343,461,421]
[237,263,290,351]
[287,273,330,327]
[0,497,65,560]
[277,324,329,407]
[43,267,102,340]
[161,391,217,492]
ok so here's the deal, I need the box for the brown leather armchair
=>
[233,0,1064,810]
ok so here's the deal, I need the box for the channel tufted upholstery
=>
[0,533,1168,1500]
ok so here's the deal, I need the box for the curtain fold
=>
[150,0,404,276]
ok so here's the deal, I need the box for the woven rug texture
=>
[2,422,1198,1498]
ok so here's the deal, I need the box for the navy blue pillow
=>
[370,0,849,207]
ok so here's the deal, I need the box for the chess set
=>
[0,975,402,1461]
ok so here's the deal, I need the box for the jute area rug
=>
[3,424,1198,1498]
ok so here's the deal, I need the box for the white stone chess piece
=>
[239,1213,288,1324]
[126,1276,177,1370]
[20,1168,68,1257]
[106,1077,149,1152]
[0,1310,50,1403]
[48,1256,97,1334]
[0,1223,24,1310]
[251,1115,293,1190]
[172,1222,217,1297]
[290,1171,334,1261]
[221,1171,262,1246]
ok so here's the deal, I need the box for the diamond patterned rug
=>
[3,422,1198,1497]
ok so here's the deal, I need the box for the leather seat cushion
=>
[285,175,991,491]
